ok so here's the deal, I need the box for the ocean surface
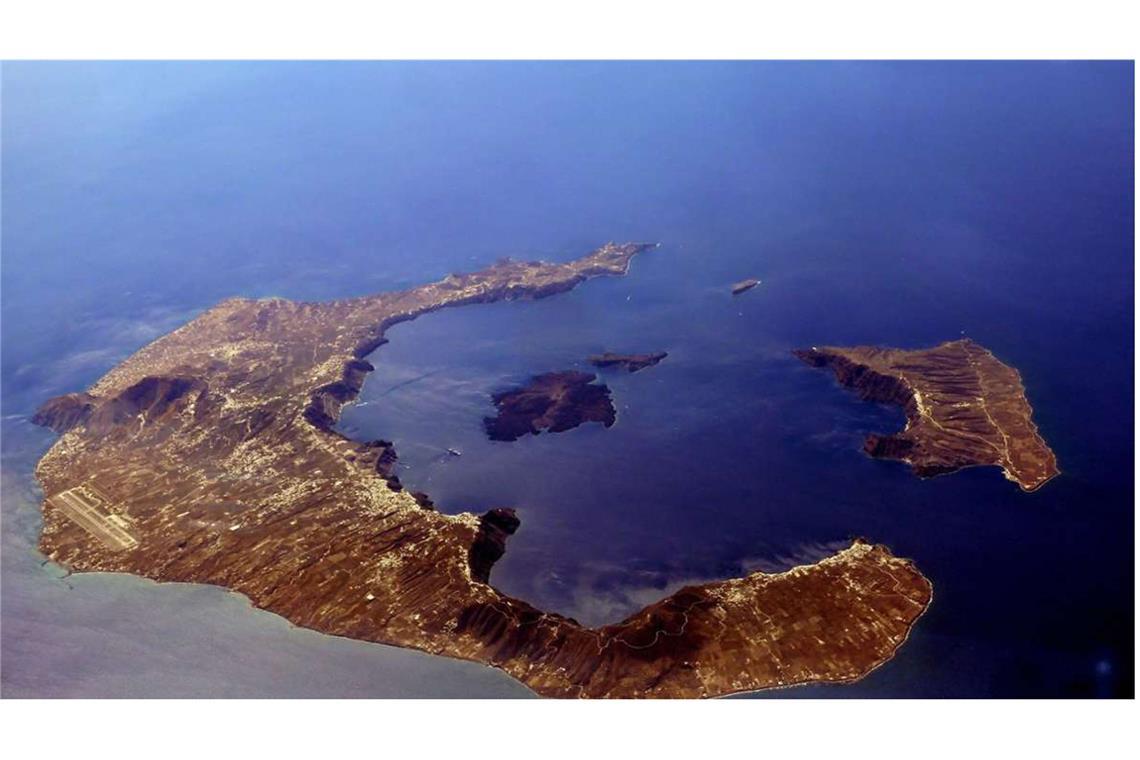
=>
[1,61,1133,697]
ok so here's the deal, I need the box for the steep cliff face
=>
[793,349,916,410]
[468,508,521,584]
[449,538,929,698]
[304,358,375,430]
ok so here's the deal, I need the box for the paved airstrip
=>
[49,485,138,551]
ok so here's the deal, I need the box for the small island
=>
[484,371,616,441]
[795,339,1060,491]
[587,351,667,373]
[731,278,760,295]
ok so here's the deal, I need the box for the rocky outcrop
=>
[588,351,667,373]
[90,376,208,434]
[33,376,208,436]
[468,508,521,584]
[863,433,917,460]
[31,392,95,433]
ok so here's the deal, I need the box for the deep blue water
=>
[2,61,1133,697]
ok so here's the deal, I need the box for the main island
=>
[30,243,932,698]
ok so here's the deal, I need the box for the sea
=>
[1,61,1133,697]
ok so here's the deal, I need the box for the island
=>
[731,278,760,295]
[587,351,667,373]
[30,242,932,698]
[795,339,1060,492]
[484,371,616,441]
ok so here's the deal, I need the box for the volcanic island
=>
[732,278,761,295]
[588,351,668,373]
[484,371,616,442]
[796,340,1059,492]
[30,243,932,698]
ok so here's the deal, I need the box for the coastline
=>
[27,243,932,699]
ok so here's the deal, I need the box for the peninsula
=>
[31,243,931,698]
[484,371,615,441]
[795,340,1059,492]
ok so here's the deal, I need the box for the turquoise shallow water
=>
[1,428,531,698]
[2,61,1132,697]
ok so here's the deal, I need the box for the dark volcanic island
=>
[588,351,668,373]
[796,340,1060,492]
[732,278,760,295]
[484,371,615,442]
[30,243,931,698]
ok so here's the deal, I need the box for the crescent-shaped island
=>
[795,340,1059,492]
[30,243,932,698]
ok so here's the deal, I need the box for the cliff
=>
[796,340,1059,491]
